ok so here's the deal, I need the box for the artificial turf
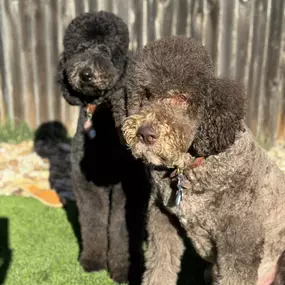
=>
[0,196,120,285]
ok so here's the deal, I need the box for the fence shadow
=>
[33,121,82,256]
[0,218,12,284]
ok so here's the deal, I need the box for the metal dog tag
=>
[88,129,96,139]
[175,189,183,206]
[175,173,184,206]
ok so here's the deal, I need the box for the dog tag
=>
[175,189,182,206]
[88,129,96,139]
[175,173,184,206]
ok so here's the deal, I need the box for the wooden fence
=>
[0,0,284,147]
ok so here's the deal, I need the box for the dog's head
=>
[63,44,120,95]
[122,36,245,168]
[56,11,129,105]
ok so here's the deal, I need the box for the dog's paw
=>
[79,257,107,272]
[110,267,129,284]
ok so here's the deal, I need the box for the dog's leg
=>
[214,215,263,285]
[107,183,130,284]
[72,171,110,272]
[142,202,184,285]
[268,250,285,285]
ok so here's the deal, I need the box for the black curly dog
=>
[56,11,151,284]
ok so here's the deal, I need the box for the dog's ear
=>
[190,78,246,157]
[56,53,82,106]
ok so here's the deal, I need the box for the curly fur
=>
[56,11,150,284]
[122,35,285,285]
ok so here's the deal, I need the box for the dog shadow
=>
[178,234,211,285]
[0,218,12,284]
[33,121,82,256]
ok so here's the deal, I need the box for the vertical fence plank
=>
[97,0,111,11]
[43,0,55,121]
[0,0,7,123]
[245,0,271,139]
[276,3,285,142]
[128,0,140,51]
[0,1,16,124]
[241,0,255,132]
[88,0,97,12]
[27,0,41,127]
[260,0,285,147]
[255,0,272,146]
[0,69,4,123]
[62,0,79,135]
[55,0,66,126]
[216,0,226,77]
[155,0,173,39]
[48,0,62,124]
[237,0,255,84]
[185,0,193,38]
[229,0,239,79]
[12,0,31,126]
[33,0,47,124]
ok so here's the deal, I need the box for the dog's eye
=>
[172,94,188,103]
[177,94,187,101]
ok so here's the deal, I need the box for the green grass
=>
[0,120,33,144]
[0,196,118,285]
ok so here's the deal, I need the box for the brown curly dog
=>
[122,35,285,285]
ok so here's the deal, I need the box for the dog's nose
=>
[137,125,158,145]
[80,69,93,82]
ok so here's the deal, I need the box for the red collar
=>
[85,104,96,117]
[170,156,205,179]
[83,104,96,131]
[189,156,205,168]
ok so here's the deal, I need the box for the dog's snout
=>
[137,125,158,145]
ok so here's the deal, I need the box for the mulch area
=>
[0,140,74,208]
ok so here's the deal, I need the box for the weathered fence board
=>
[0,0,284,147]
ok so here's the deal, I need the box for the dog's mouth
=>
[140,145,191,169]
[94,80,110,90]
[124,130,165,165]
[126,136,189,169]
[141,152,165,166]
[133,145,171,167]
